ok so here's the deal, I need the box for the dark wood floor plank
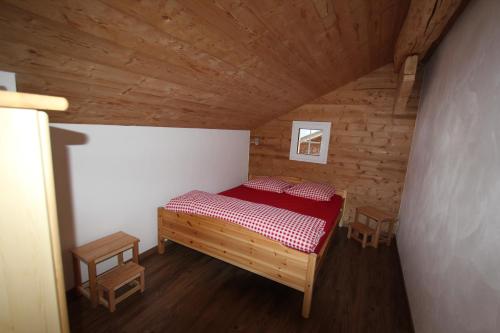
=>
[68,228,413,333]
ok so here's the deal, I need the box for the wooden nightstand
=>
[347,206,396,248]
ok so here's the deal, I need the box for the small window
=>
[289,121,331,164]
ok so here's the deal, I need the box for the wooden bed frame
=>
[157,176,347,318]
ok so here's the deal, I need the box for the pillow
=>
[284,182,336,201]
[243,177,292,193]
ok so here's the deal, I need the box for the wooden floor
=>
[68,228,413,333]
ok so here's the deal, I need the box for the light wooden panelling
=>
[393,55,418,114]
[0,0,409,129]
[0,109,69,332]
[250,64,420,224]
[157,178,347,318]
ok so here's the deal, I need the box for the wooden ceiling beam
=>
[393,55,418,114]
[394,0,467,71]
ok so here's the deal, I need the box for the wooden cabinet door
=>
[0,108,69,333]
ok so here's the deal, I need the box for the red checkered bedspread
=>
[164,190,326,253]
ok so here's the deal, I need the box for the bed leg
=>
[158,236,165,254]
[302,253,317,318]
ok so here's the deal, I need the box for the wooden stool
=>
[348,206,396,248]
[347,222,375,248]
[71,231,140,307]
[97,262,145,312]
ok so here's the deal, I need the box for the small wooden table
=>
[71,231,139,307]
[348,206,396,248]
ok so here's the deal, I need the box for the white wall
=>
[397,1,500,332]
[0,70,16,91]
[50,124,249,289]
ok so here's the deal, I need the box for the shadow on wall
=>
[50,126,88,290]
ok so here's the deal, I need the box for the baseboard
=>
[139,245,158,261]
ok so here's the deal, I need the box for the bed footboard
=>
[157,207,338,318]
[157,178,346,318]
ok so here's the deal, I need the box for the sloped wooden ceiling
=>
[0,0,409,129]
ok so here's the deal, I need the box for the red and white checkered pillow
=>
[284,182,336,201]
[243,177,292,194]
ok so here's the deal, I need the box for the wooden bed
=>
[157,176,347,318]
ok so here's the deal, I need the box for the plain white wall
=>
[397,1,500,332]
[50,123,249,289]
[0,70,16,91]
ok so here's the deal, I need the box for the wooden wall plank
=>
[249,64,420,224]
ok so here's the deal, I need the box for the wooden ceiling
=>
[0,0,409,129]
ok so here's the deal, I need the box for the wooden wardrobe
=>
[0,92,70,332]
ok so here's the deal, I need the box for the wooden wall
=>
[249,64,420,224]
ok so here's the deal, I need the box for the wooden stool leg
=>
[362,232,367,248]
[132,241,139,264]
[109,290,116,312]
[386,221,395,246]
[374,222,381,248]
[72,255,82,296]
[354,209,360,224]
[98,286,103,305]
[88,262,98,307]
[347,224,352,239]
[140,272,145,293]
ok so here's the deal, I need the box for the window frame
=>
[289,121,331,164]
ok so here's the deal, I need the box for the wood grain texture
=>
[249,64,420,225]
[67,228,414,332]
[0,0,409,129]
[394,0,467,70]
[0,109,69,333]
[393,55,418,114]
[0,90,68,111]
[157,179,346,318]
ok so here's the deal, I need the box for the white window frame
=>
[289,121,331,164]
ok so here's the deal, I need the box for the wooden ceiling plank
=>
[15,72,275,120]
[39,93,259,129]
[0,39,275,115]
[4,0,301,107]
[0,0,412,129]
[100,0,317,101]
[210,0,326,93]
[63,101,256,129]
[242,0,338,88]
[174,0,325,97]
[312,0,330,18]
[0,7,297,120]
